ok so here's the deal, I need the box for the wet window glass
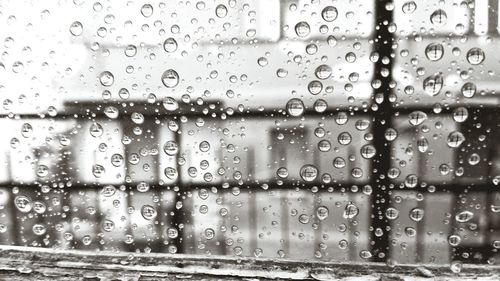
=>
[1,0,500,277]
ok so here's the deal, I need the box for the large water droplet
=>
[69,21,83,36]
[99,71,114,87]
[425,43,444,61]
[163,38,178,53]
[300,164,318,182]
[161,69,179,88]
[294,21,310,37]
[321,6,338,22]
[466,48,485,65]
[286,98,305,117]
[423,74,443,96]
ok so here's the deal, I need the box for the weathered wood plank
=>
[0,245,499,280]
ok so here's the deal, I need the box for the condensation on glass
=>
[0,0,499,272]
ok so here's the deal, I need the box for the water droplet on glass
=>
[215,4,228,18]
[430,9,447,26]
[69,21,83,36]
[461,82,476,98]
[447,131,465,148]
[295,21,310,37]
[425,43,444,61]
[385,207,399,220]
[409,111,427,126]
[316,206,329,220]
[360,144,376,159]
[455,210,473,222]
[343,203,359,219]
[141,205,157,220]
[409,208,424,222]
[36,165,49,177]
[286,98,305,117]
[99,71,114,87]
[161,69,179,88]
[300,164,318,182]
[402,1,417,14]
[21,123,33,138]
[89,123,103,137]
[315,65,332,80]
[15,196,32,213]
[163,38,178,53]
[308,80,323,95]
[466,48,485,65]
[164,140,179,156]
[104,106,119,119]
[423,74,443,96]
[321,6,338,22]
[452,107,468,122]
[162,97,179,112]
[141,4,154,17]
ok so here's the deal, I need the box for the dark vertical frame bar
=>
[370,0,394,262]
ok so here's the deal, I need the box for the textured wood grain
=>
[0,245,499,280]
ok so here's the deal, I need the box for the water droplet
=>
[295,21,310,37]
[321,6,338,22]
[164,141,179,156]
[300,164,318,182]
[89,123,103,137]
[104,106,119,119]
[447,131,465,148]
[276,68,288,78]
[257,57,268,67]
[452,107,468,122]
[316,206,329,220]
[333,157,346,168]
[409,111,427,126]
[409,208,424,222]
[36,165,49,177]
[423,74,443,96]
[205,228,215,239]
[124,45,137,57]
[286,98,305,117]
[161,69,179,88]
[318,140,331,152]
[343,203,359,219]
[461,82,476,98]
[448,234,461,246]
[163,97,179,111]
[141,205,157,220]
[425,43,444,61]
[69,21,83,36]
[215,4,228,18]
[402,1,417,14]
[338,132,352,145]
[417,138,429,153]
[163,38,178,53]
[99,71,114,87]
[199,141,211,152]
[385,207,399,220]
[360,144,376,159]
[15,196,32,213]
[308,80,323,95]
[32,224,47,236]
[430,9,447,26]
[315,65,332,80]
[141,4,154,17]
[276,167,289,178]
[21,123,33,138]
[466,48,485,65]
[92,164,105,178]
[450,260,462,273]
[455,210,473,222]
